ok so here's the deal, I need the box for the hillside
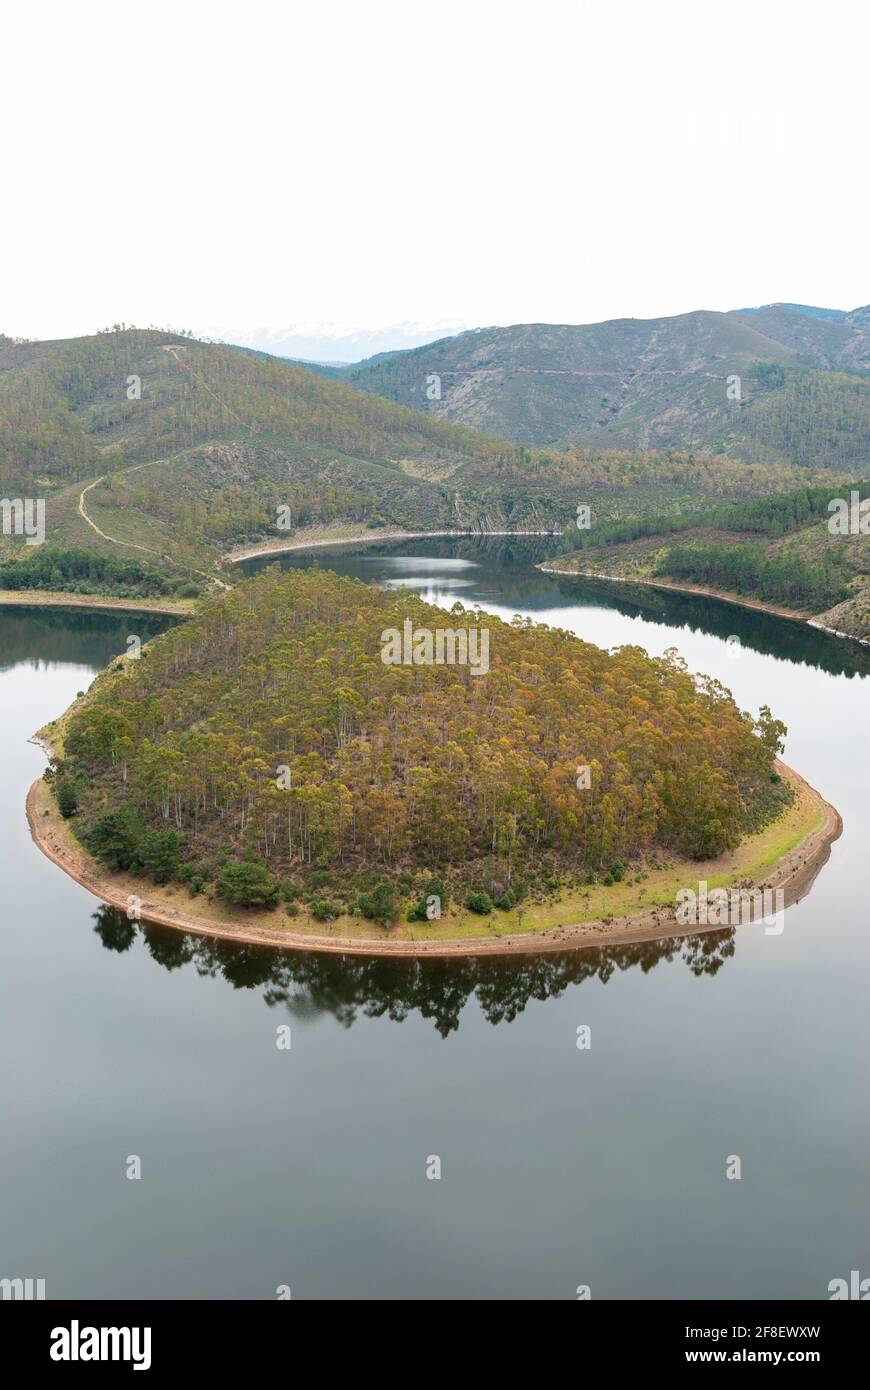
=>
[546,482,870,642]
[0,327,838,598]
[732,303,870,372]
[45,565,795,940]
[337,308,870,465]
[0,327,514,494]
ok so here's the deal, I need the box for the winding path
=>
[77,466,230,592]
[73,342,249,591]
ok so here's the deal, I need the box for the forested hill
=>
[56,565,789,923]
[1,327,839,591]
[335,308,870,466]
[0,327,515,495]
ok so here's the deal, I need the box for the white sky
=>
[3,0,867,359]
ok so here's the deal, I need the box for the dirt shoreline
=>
[26,764,841,959]
[226,528,561,564]
[0,590,194,617]
[538,563,870,647]
[538,564,814,622]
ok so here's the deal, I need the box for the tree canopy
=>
[58,567,790,916]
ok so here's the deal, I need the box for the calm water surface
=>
[2,540,868,1300]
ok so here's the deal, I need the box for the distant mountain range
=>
[734,302,851,322]
[280,304,869,469]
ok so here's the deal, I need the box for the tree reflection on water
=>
[91,905,735,1037]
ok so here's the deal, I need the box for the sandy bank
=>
[26,764,841,959]
[226,528,561,564]
[0,589,195,617]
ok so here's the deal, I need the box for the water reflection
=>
[92,906,736,1036]
[552,574,870,678]
[0,604,178,672]
[242,536,870,680]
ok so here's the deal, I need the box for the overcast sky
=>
[3,0,867,360]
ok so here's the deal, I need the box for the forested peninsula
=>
[30,567,837,953]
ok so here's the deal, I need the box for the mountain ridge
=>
[320,305,869,464]
[0,326,855,597]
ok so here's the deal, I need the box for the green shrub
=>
[177,862,207,894]
[466,891,494,915]
[217,857,280,908]
[357,880,399,927]
[310,899,340,922]
[139,829,182,885]
[86,804,143,870]
[56,781,78,818]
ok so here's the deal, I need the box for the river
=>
[2,537,868,1299]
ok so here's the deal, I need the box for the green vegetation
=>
[56,780,78,818]
[51,566,792,928]
[0,328,847,594]
[549,478,870,633]
[724,367,870,471]
[86,804,144,871]
[357,881,401,926]
[217,858,281,908]
[0,328,512,495]
[550,482,870,556]
[337,308,870,466]
[466,892,494,915]
[654,541,849,611]
[0,545,193,599]
[138,829,182,885]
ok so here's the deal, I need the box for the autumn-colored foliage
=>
[59,568,789,909]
